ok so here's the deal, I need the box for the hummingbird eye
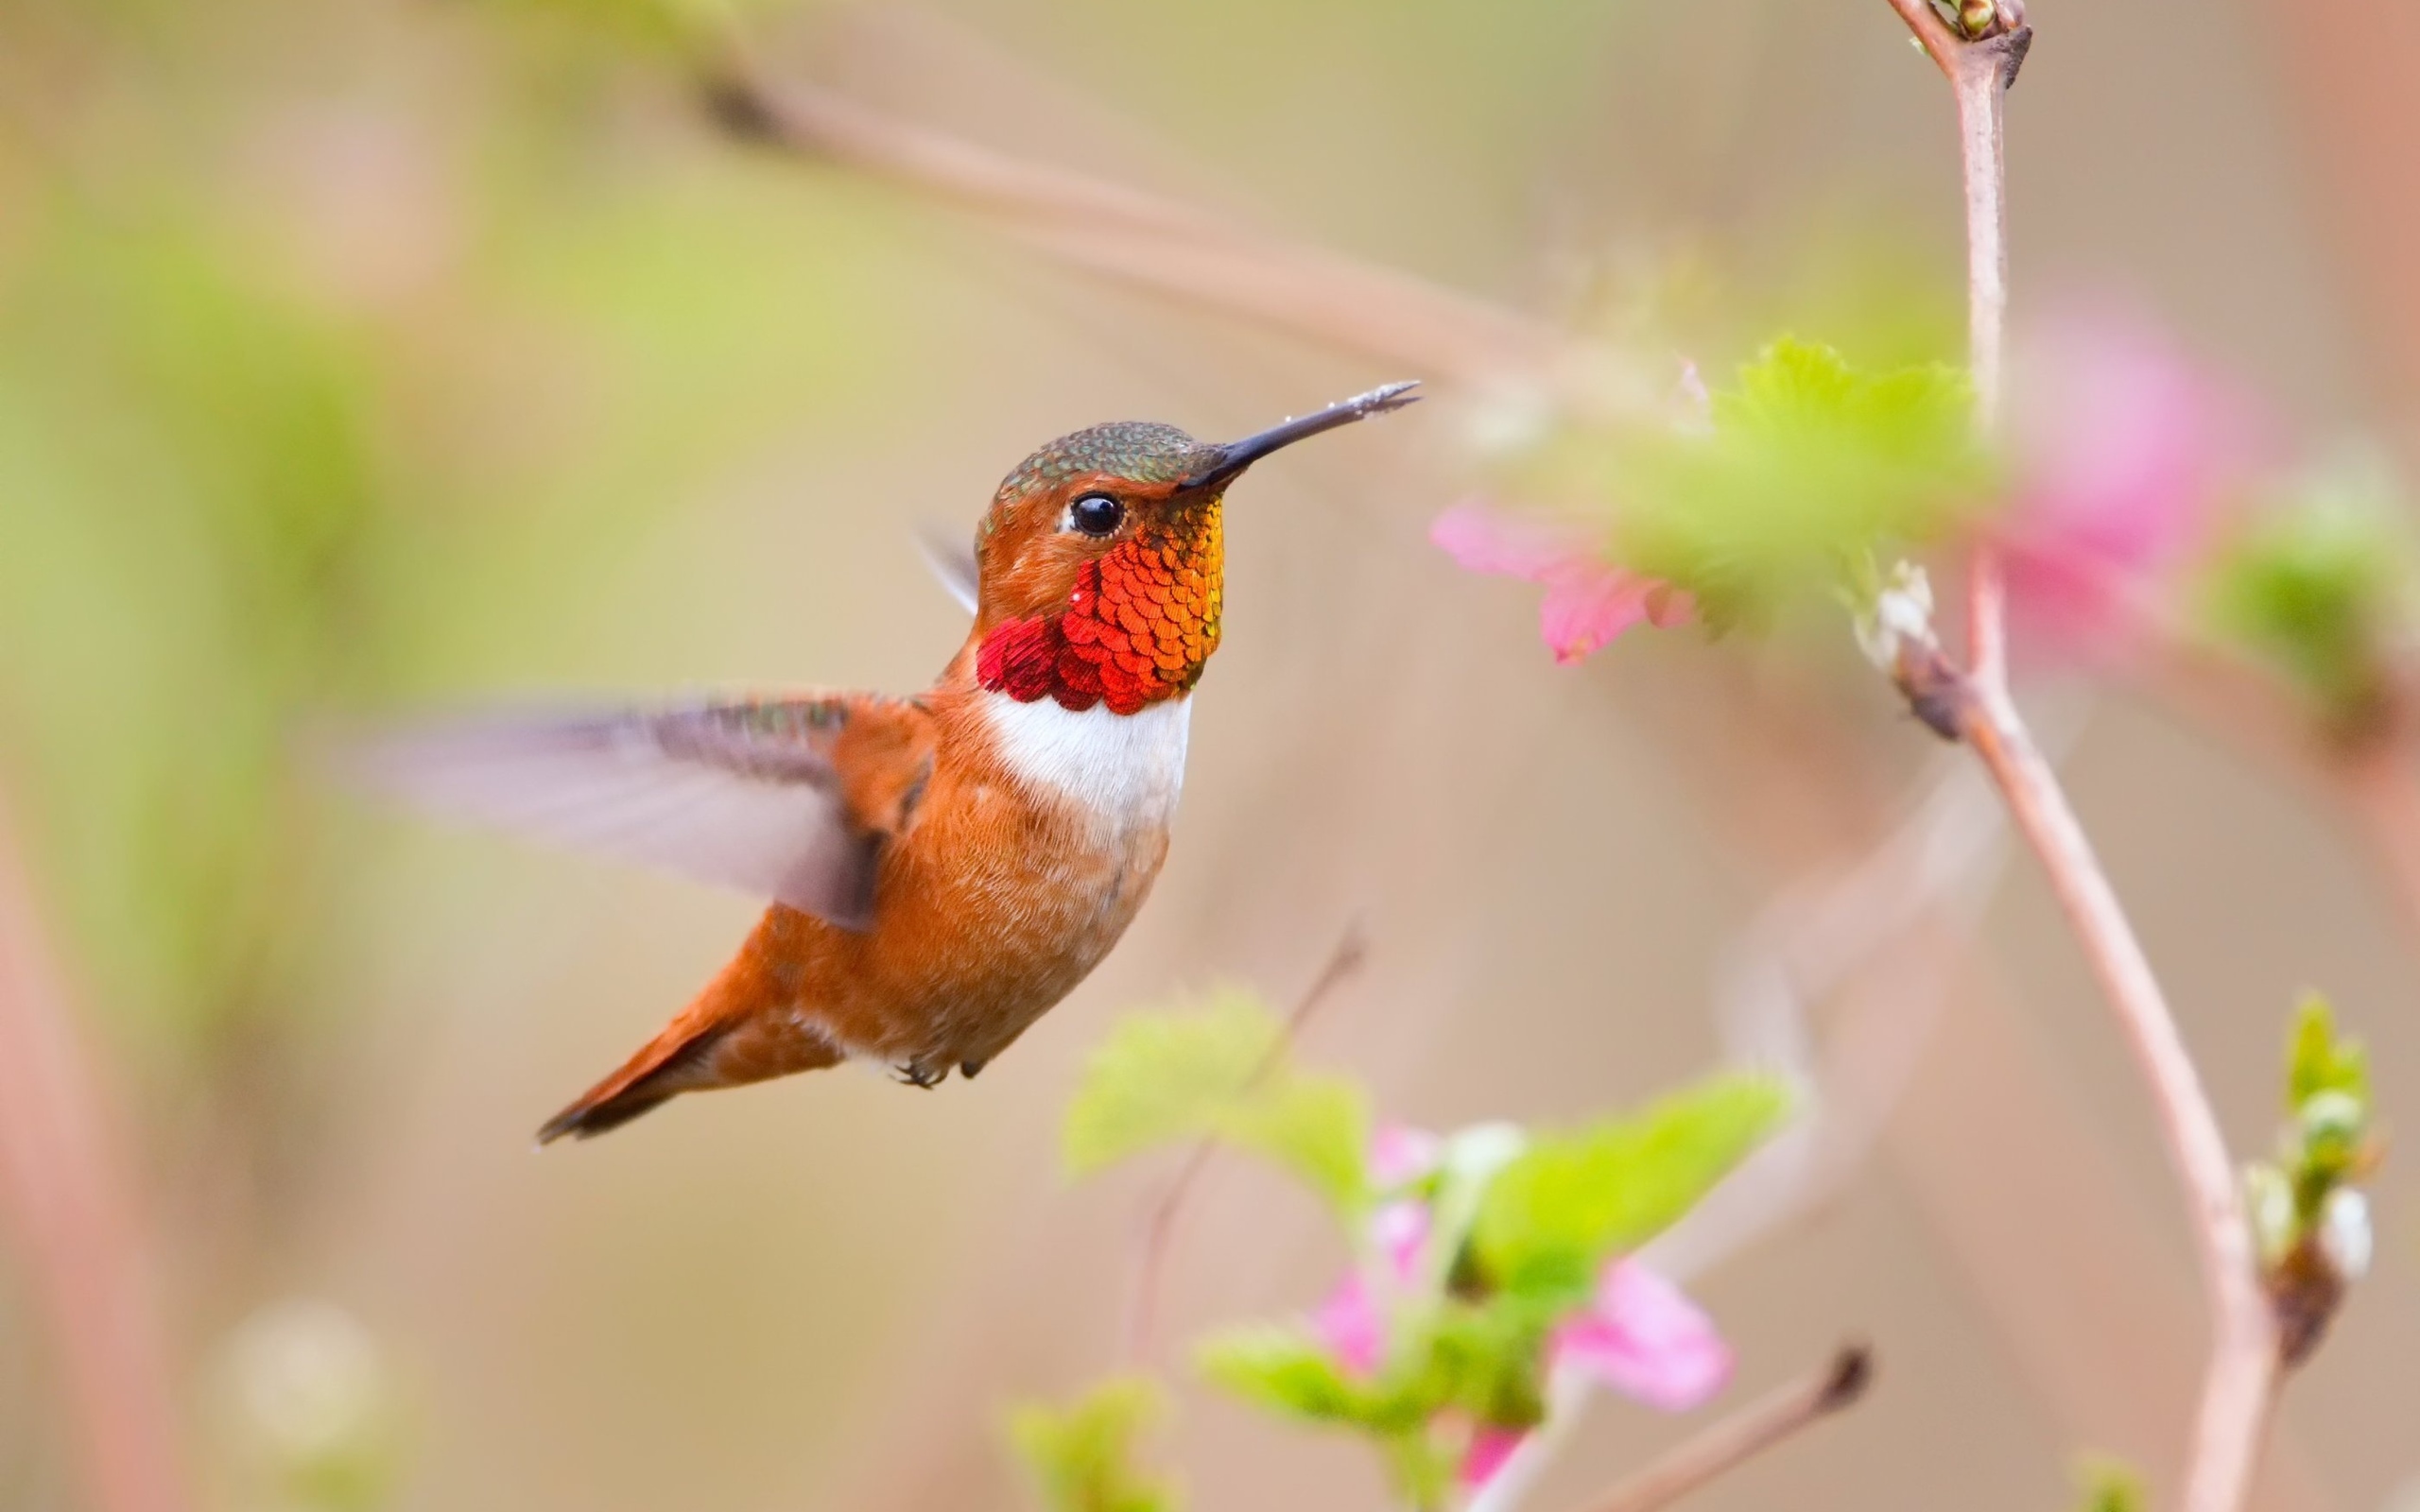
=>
[1067,492,1125,539]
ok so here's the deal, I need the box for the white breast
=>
[979,693,1191,833]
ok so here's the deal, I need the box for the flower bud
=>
[2243,1162,2296,1271]
[1443,1122,1528,1186]
[1852,560,1939,672]
[2296,1088,2369,1173]
[2318,1186,2373,1283]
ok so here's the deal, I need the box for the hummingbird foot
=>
[959,1057,987,1080]
[891,1058,949,1090]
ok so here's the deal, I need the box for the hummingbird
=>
[364,382,1418,1143]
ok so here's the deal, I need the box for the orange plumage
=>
[360,384,1416,1141]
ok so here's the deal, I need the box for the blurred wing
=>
[914,523,980,616]
[350,696,936,930]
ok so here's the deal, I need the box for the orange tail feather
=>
[535,912,838,1143]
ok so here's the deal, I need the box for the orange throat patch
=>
[977,507,1224,714]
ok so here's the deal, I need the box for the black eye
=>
[1068,492,1125,538]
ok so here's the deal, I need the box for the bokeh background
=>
[2,0,2416,1509]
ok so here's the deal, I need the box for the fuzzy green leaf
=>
[1614,338,1985,628]
[1063,990,1371,1212]
[2286,992,2368,1108]
[1196,1327,1392,1427]
[1009,1378,1181,1512]
[2203,480,2413,729]
[1471,1074,1789,1298]
[1417,1297,1556,1430]
[1378,1431,1458,1512]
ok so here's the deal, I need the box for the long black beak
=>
[1180,380,1421,492]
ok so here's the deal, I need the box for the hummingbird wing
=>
[349,695,937,931]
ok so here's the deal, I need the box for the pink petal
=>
[1310,1274,1387,1378]
[1999,314,2263,653]
[1460,1424,1530,1490]
[1644,581,1696,628]
[1549,1262,1732,1412]
[1372,1200,1430,1281]
[1536,563,1660,664]
[1434,502,1687,663]
[1370,1125,1443,1189]
[1431,502,1586,582]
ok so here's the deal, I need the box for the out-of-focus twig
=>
[1120,923,1368,1366]
[0,802,193,1512]
[1642,752,2011,1283]
[1558,1346,1872,1512]
[701,69,1595,396]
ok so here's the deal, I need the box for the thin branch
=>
[1884,0,1968,75]
[1878,4,2280,1509]
[1558,1346,1873,1512]
[1120,923,1370,1366]
[703,70,1588,394]
[1951,27,2028,694]
[0,802,194,1512]
[1955,699,2278,1512]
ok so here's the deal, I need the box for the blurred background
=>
[1,0,2416,1508]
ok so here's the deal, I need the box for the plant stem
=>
[1880,5,2280,1508]
[0,806,193,1512]
[1950,29,2024,692]
[1560,1346,1872,1512]
[1957,703,2277,1512]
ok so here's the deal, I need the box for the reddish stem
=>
[1956,703,2277,1512]
[1562,1346,1872,1512]
[1880,5,2280,1509]
[0,805,193,1512]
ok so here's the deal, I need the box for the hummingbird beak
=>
[1179,380,1421,492]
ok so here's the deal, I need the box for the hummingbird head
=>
[971,382,1417,715]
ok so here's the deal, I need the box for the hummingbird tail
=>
[535,1019,737,1144]
[534,908,847,1144]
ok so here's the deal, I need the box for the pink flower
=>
[1460,1426,1528,1490]
[1998,315,2262,655]
[1311,1273,1390,1377]
[1305,1125,1733,1493]
[1371,1124,1444,1189]
[1431,502,1691,664]
[1309,1215,1730,1490]
[1457,1261,1730,1489]
[1548,1262,1733,1413]
[1310,1199,1431,1377]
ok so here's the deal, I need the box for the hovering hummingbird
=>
[365,382,1418,1142]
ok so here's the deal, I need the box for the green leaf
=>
[2286,992,2368,1108]
[2203,474,2414,730]
[1472,1074,1789,1298]
[1009,1378,1181,1512]
[1417,1296,1556,1430]
[1196,1327,1397,1428]
[1542,337,1986,630]
[1064,989,1372,1212]
[1377,1430,1458,1512]
[1223,1075,1371,1215]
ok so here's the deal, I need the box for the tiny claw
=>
[892,1059,947,1090]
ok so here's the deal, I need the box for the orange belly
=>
[723,685,1184,1079]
